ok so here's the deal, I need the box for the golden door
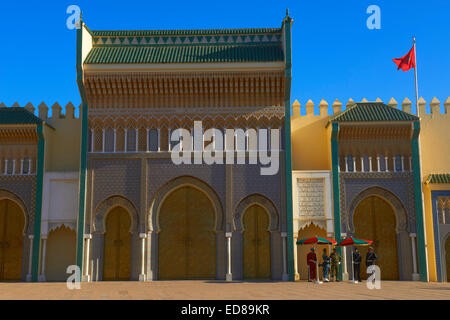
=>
[354,196,399,280]
[45,226,76,281]
[0,199,25,281]
[103,207,131,281]
[243,205,271,279]
[445,237,450,282]
[158,186,216,280]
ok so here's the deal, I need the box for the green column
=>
[411,121,428,281]
[75,21,88,272]
[330,122,343,280]
[283,14,295,282]
[76,101,88,270]
[32,123,45,281]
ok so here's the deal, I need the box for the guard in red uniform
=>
[307,247,317,281]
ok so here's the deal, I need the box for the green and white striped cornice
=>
[92,33,282,46]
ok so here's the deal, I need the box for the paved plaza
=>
[0,280,449,300]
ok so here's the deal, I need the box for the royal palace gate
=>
[77,16,292,281]
[331,102,425,281]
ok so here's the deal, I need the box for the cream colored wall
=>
[291,100,334,171]
[420,98,450,178]
[82,24,93,66]
[41,172,79,236]
[44,104,81,172]
[419,97,450,281]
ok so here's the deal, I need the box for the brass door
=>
[45,226,76,281]
[354,196,399,280]
[0,199,25,281]
[103,207,131,281]
[243,204,271,279]
[445,236,450,282]
[158,186,216,280]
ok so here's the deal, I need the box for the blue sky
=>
[1,0,449,116]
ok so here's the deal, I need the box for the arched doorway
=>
[0,199,25,281]
[445,236,450,282]
[103,207,132,281]
[158,186,216,280]
[243,204,271,279]
[296,224,328,280]
[45,225,76,281]
[354,195,399,280]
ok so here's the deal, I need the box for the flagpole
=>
[413,36,419,116]
[412,36,427,280]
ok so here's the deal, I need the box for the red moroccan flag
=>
[393,44,416,71]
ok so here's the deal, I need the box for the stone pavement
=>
[0,280,449,300]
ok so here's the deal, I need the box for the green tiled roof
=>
[85,26,284,64]
[85,44,283,64]
[0,107,43,125]
[426,174,450,184]
[91,28,281,37]
[331,102,419,122]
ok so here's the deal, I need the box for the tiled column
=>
[385,155,389,172]
[442,206,447,224]
[168,128,171,151]
[278,126,282,150]
[90,128,94,152]
[293,234,299,280]
[102,128,105,153]
[369,156,373,172]
[135,128,138,152]
[26,235,34,282]
[226,232,232,281]
[157,129,161,152]
[341,233,348,280]
[124,128,128,152]
[146,128,150,152]
[82,234,92,282]
[410,233,420,281]
[139,233,147,281]
[281,232,288,281]
[146,231,153,280]
[113,128,117,153]
[38,235,47,281]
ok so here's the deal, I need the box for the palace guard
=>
[307,247,317,282]
[366,247,378,267]
[330,248,341,282]
[353,248,362,283]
